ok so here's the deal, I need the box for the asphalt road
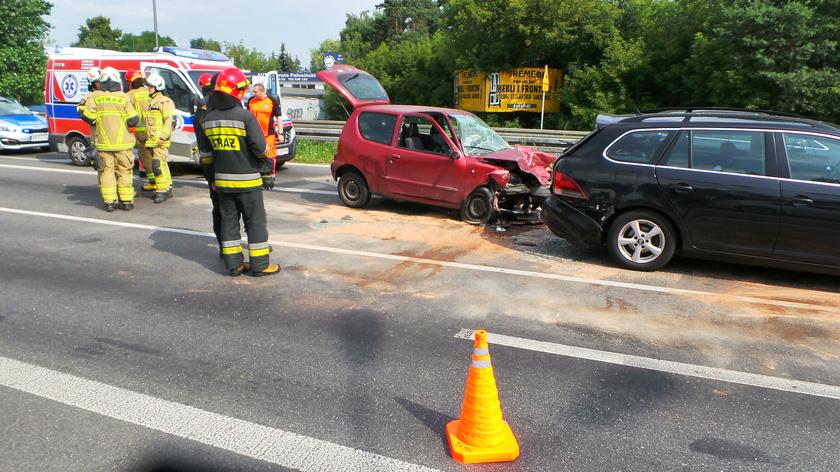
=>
[1,151,839,471]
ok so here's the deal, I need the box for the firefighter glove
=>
[152,159,162,177]
[262,175,275,191]
[87,145,104,171]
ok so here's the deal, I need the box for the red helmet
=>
[198,73,213,89]
[214,67,250,101]
[125,69,143,83]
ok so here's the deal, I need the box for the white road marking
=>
[0,356,438,472]
[0,206,835,314]
[0,162,336,196]
[455,329,840,401]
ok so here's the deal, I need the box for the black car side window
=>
[691,130,766,176]
[606,130,671,164]
[358,112,397,145]
[785,134,840,184]
[662,131,690,168]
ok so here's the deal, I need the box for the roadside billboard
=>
[455,67,562,113]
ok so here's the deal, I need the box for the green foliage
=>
[683,1,840,122]
[190,37,223,52]
[222,41,276,73]
[116,31,176,52]
[72,16,121,50]
[276,43,301,73]
[0,0,52,104]
[315,0,840,128]
[295,140,337,164]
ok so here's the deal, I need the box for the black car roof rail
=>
[615,110,838,132]
[639,107,808,119]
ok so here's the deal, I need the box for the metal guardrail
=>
[293,120,588,154]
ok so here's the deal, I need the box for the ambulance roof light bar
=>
[155,47,229,62]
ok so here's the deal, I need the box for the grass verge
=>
[294,140,336,164]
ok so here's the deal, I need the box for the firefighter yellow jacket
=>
[144,92,175,149]
[81,91,137,152]
[127,87,151,141]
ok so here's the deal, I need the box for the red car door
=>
[384,113,465,204]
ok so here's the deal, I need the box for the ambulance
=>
[45,46,234,166]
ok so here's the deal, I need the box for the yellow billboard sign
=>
[455,67,562,113]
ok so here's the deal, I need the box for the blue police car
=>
[0,96,49,152]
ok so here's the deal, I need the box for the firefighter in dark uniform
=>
[196,67,280,277]
[192,73,221,250]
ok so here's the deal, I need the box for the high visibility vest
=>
[82,91,137,151]
[247,96,280,136]
[144,92,176,149]
[127,87,151,140]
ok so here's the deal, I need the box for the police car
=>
[0,97,50,152]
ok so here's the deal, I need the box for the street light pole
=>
[153,0,159,48]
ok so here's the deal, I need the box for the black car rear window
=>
[606,130,673,164]
[358,112,397,145]
[338,73,389,101]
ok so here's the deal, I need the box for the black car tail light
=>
[552,172,587,199]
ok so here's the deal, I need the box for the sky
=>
[46,0,379,67]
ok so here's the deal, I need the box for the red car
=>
[317,66,557,224]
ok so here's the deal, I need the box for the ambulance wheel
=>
[67,136,90,167]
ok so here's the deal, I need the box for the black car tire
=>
[461,186,497,225]
[607,210,677,271]
[67,136,90,166]
[338,170,371,208]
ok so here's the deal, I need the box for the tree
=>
[222,41,275,72]
[117,31,176,52]
[377,0,442,38]
[190,37,222,52]
[442,0,618,71]
[276,43,301,72]
[72,16,121,50]
[684,1,840,123]
[0,0,51,104]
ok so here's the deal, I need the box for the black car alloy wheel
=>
[607,210,676,271]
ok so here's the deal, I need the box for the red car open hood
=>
[316,65,391,109]
[475,145,557,185]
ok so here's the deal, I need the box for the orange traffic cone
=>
[446,329,520,464]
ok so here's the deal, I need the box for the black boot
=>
[120,202,134,211]
[104,202,116,212]
[153,193,168,204]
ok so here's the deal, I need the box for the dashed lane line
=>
[0,162,336,196]
[0,355,439,472]
[0,206,836,314]
[455,329,840,401]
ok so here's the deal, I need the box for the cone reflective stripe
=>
[446,329,519,464]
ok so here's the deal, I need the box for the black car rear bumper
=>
[542,197,603,248]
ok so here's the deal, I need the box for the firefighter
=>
[193,72,222,249]
[196,67,280,277]
[246,83,284,190]
[125,70,155,193]
[143,73,175,204]
[77,67,102,158]
[80,67,138,212]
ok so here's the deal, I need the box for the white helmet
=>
[145,73,165,90]
[100,66,121,84]
[86,67,102,83]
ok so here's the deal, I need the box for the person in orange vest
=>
[246,83,283,190]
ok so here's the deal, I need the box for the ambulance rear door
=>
[140,62,200,163]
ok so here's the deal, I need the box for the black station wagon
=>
[542,109,840,274]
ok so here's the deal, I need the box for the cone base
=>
[446,419,520,464]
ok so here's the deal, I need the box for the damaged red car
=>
[317,65,557,224]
